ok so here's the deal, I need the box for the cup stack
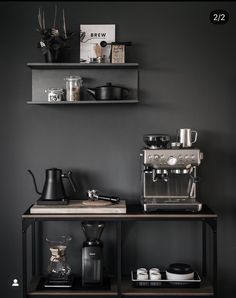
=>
[136,267,162,285]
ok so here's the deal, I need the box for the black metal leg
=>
[207,219,217,298]
[116,221,122,298]
[202,220,207,277]
[32,220,36,276]
[22,220,27,298]
[213,220,218,297]
[38,221,43,275]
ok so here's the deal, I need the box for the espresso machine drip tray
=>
[143,198,202,213]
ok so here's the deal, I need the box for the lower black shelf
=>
[27,276,213,296]
[28,276,117,296]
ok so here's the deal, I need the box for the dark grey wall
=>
[1,1,236,297]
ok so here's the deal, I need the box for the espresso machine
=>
[81,222,105,286]
[140,131,203,212]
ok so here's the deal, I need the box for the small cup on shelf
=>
[149,268,160,275]
[137,268,148,275]
[150,272,161,281]
[149,270,162,286]
[137,272,149,281]
[137,268,148,281]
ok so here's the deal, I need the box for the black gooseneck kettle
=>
[28,168,77,205]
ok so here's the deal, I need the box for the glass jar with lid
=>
[65,76,83,101]
[46,88,64,102]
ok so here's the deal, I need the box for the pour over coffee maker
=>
[44,235,73,288]
[81,222,105,286]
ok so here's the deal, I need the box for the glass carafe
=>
[46,235,72,281]
[65,76,83,101]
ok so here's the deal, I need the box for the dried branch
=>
[42,10,45,30]
[38,8,42,30]
[62,9,67,39]
[53,5,57,28]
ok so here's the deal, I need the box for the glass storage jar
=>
[65,76,83,101]
[46,88,64,102]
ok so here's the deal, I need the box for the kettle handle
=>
[62,171,77,192]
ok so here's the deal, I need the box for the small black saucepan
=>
[143,134,171,149]
[87,83,129,100]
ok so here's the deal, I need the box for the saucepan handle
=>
[122,88,129,99]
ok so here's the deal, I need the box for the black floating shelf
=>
[27,100,139,105]
[27,63,139,69]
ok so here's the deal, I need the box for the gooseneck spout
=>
[28,170,42,195]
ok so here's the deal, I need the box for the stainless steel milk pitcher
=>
[177,128,198,148]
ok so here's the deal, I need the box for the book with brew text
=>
[80,24,115,63]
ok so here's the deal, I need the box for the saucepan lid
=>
[96,82,127,89]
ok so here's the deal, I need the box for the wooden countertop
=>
[22,203,217,220]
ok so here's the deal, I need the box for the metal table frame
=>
[22,204,217,298]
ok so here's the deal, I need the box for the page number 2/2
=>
[210,10,229,25]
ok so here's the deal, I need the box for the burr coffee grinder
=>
[81,222,105,286]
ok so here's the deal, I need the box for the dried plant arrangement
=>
[37,5,74,62]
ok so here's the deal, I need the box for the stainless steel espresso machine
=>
[140,130,203,212]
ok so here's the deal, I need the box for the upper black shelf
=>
[27,100,139,105]
[27,63,139,69]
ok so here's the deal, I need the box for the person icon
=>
[12,279,19,287]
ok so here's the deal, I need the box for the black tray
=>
[37,276,110,290]
[131,271,201,288]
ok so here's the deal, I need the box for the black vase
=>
[44,49,62,63]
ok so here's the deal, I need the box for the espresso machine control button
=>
[148,154,153,160]
[154,154,159,160]
[167,156,178,166]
